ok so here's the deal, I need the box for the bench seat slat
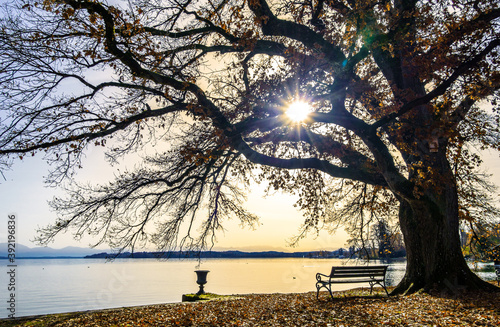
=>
[331,265,387,269]
[330,272,385,278]
[318,279,384,284]
[331,266,387,271]
[328,276,385,280]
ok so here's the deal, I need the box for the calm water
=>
[0,258,432,318]
[5,258,497,319]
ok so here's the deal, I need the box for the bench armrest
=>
[316,273,330,282]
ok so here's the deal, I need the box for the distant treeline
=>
[84,250,346,259]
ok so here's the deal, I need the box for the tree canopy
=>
[1,0,499,293]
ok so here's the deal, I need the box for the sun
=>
[285,101,312,122]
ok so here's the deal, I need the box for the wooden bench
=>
[316,265,389,300]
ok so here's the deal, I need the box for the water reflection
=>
[385,261,407,286]
[3,257,497,318]
[0,258,405,318]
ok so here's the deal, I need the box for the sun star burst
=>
[286,101,311,122]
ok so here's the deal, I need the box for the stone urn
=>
[195,270,210,295]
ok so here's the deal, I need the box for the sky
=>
[0,0,498,253]
[0,145,350,253]
[0,77,498,254]
[0,16,349,253]
[1,141,499,253]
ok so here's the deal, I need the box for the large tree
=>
[1,0,499,294]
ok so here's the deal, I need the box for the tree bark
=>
[392,153,498,295]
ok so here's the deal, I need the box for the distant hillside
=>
[85,250,347,259]
[0,243,105,258]
[0,243,349,259]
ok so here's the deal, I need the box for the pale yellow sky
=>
[1,140,498,253]
[0,147,349,252]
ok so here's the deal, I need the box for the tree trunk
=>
[392,199,496,295]
[392,153,498,295]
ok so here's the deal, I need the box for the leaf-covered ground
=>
[3,287,500,326]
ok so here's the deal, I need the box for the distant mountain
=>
[85,250,347,259]
[0,243,105,258]
[0,243,352,259]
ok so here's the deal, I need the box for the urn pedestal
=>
[195,270,209,295]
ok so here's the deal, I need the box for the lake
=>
[0,258,494,319]
[0,257,404,318]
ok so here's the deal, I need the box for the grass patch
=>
[181,293,232,302]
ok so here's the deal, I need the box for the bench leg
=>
[323,286,334,300]
[369,281,389,296]
[383,284,389,296]
[316,283,334,300]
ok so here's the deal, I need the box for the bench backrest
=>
[329,265,388,279]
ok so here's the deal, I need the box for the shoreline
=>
[0,301,190,324]
[0,293,240,322]
[2,285,499,326]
